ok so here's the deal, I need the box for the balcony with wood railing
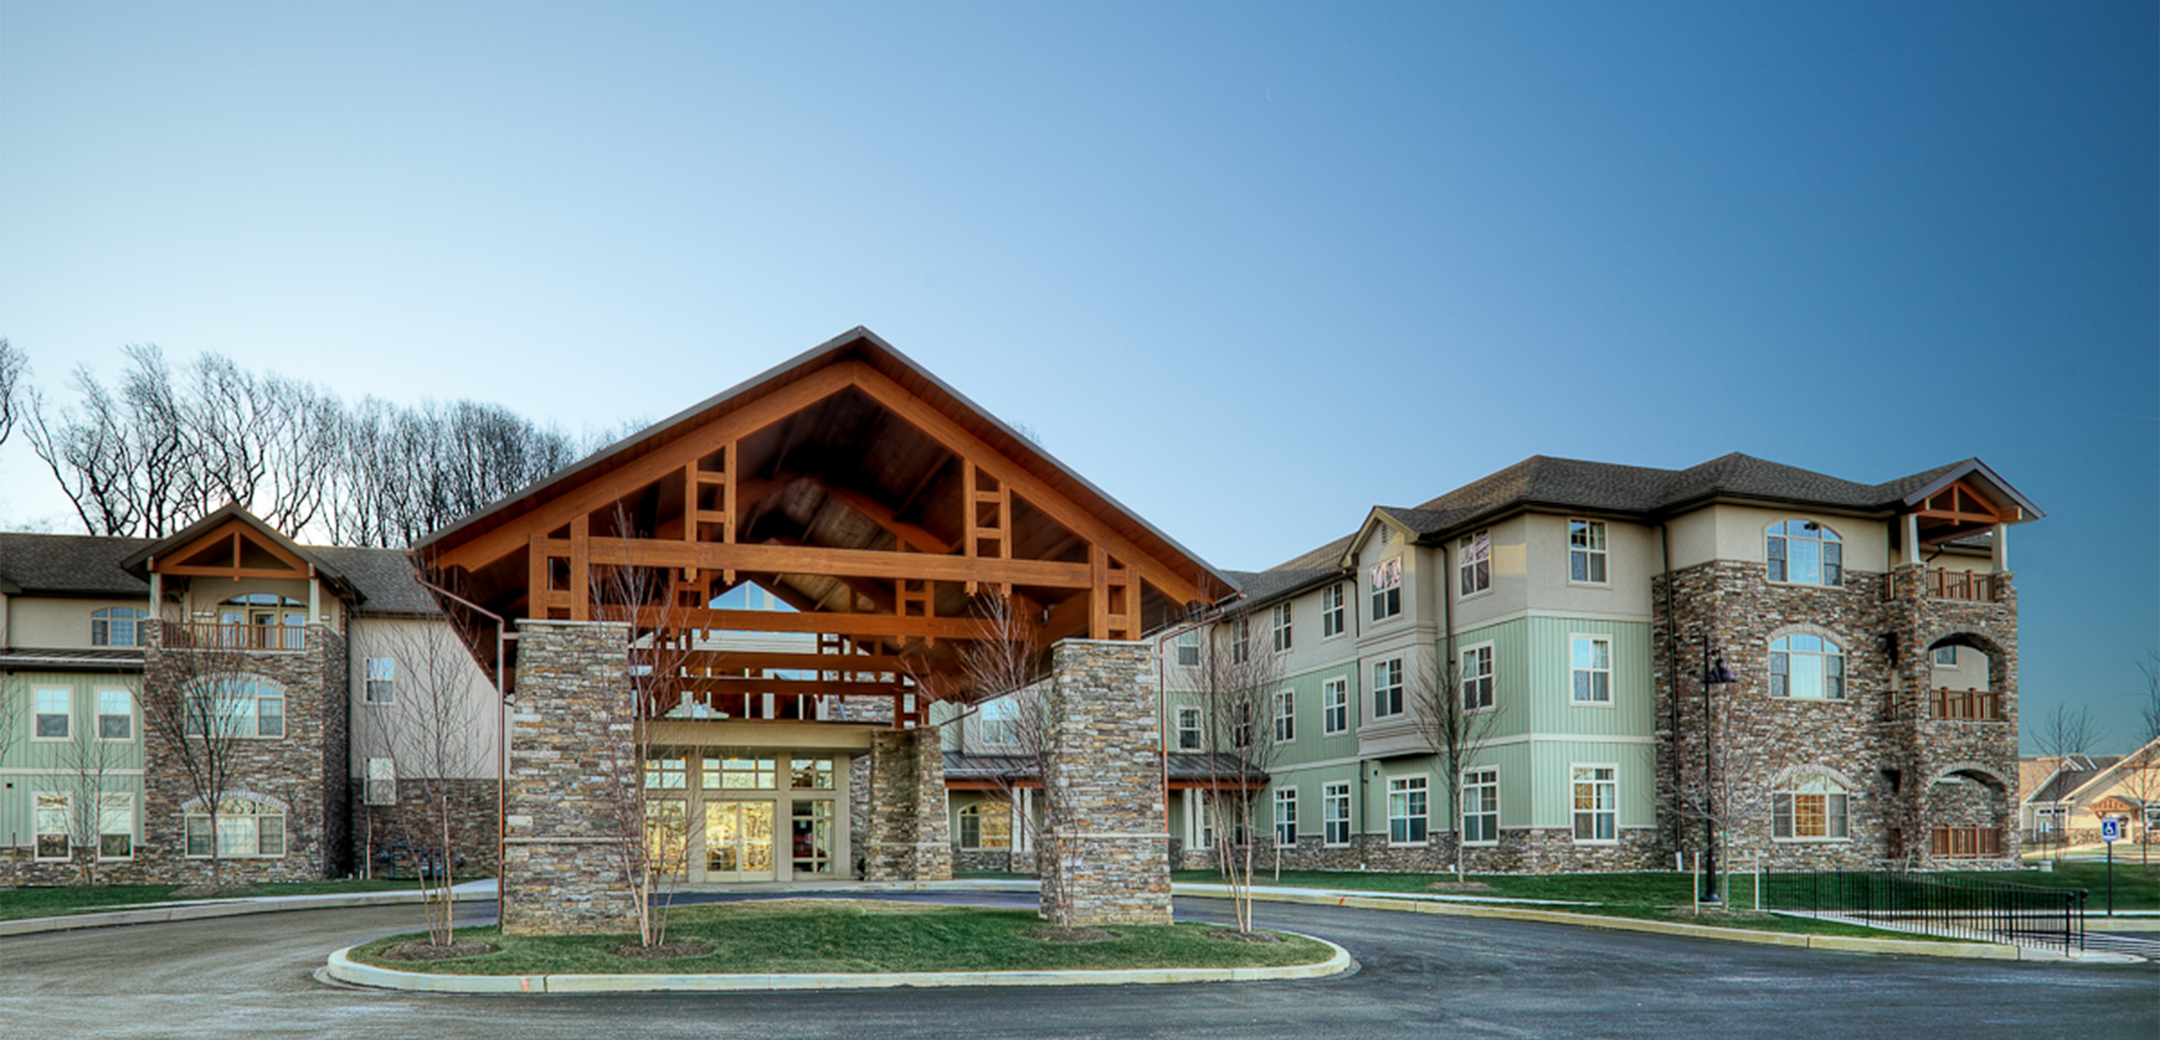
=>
[1930,688,2006,723]
[1903,568,2005,603]
[1930,826,2005,858]
[160,622,309,652]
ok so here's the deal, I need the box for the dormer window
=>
[1766,520,1842,586]
[92,607,150,647]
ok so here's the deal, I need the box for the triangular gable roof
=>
[120,503,360,601]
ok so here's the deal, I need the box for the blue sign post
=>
[2101,816,2123,917]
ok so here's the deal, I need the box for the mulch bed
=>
[379,939,497,962]
[613,940,713,959]
[1209,929,1284,943]
[1027,926,1116,943]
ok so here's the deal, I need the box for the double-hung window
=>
[1231,702,1254,750]
[1570,636,1612,704]
[97,690,133,741]
[1175,630,1200,667]
[1272,689,1295,743]
[1323,782,1352,846]
[1175,707,1203,751]
[186,681,285,738]
[1568,519,1607,583]
[1388,776,1428,844]
[1321,583,1346,638]
[1572,766,1616,842]
[365,657,396,703]
[1322,677,1348,735]
[1769,634,1845,699]
[1766,520,1842,586]
[1461,768,1499,845]
[1271,603,1293,653]
[34,793,69,859]
[1461,644,1495,711]
[1372,658,1404,718]
[1370,558,1401,621]
[1231,617,1252,664]
[35,689,71,739]
[1274,787,1299,847]
[99,793,134,859]
[1459,531,1491,596]
[91,607,150,647]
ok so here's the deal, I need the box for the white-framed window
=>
[1770,634,1846,700]
[1273,689,1296,743]
[1933,645,1958,667]
[1272,602,1293,653]
[365,757,398,807]
[1321,583,1346,638]
[34,792,69,860]
[96,689,133,741]
[1175,630,1200,667]
[184,798,286,858]
[1766,519,1842,586]
[365,657,396,704]
[1370,557,1402,620]
[1274,787,1299,847]
[1461,643,1495,711]
[1462,767,1499,846]
[1572,765,1617,843]
[34,688,70,740]
[1568,519,1607,584]
[99,793,134,860]
[1232,701,1254,750]
[1372,657,1404,718]
[959,802,1012,849]
[185,680,285,738]
[978,697,1018,748]
[1570,635,1612,704]
[1232,616,1252,664]
[1322,677,1348,735]
[1387,775,1429,844]
[1459,531,1491,596]
[1323,782,1352,846]
[1772,774,1851,841]
[1175,707,1203,751]
[91,607,150,647]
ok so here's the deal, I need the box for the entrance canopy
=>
[415,327,1234,715]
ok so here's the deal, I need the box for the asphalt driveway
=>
[1,896,2150,1040]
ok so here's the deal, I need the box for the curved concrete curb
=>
[0,884,498,938]
[1180,885,2140,964]
[322,932,1354,994]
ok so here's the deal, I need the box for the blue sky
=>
[2,2,2153,751]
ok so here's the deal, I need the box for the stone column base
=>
[501,840,636,936]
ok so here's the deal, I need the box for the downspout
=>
[416,578,511,910]
[1659,523,1678,857]
[1353,557,1366,868]
[1438,537,1453,862]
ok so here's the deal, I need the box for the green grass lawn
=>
[0,878,425,921]
[346,898,1336,976]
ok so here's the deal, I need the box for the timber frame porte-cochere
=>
[414,328,1234,933]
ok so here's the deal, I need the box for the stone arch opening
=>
[1924,763,2012,860]
[1923,632,2008,723]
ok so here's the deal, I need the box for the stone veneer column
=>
[1040,638,1170,927]
[500,620,637,935]
[864,725,952,880]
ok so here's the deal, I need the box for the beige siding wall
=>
[8,597,153,649]
[346,616,501,780]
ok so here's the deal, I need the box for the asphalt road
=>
[1,895,2152,1040]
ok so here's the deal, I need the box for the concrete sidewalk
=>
[0,879,502,937]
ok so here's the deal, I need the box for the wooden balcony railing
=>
[1930,826,2004,858]
[1922,568,2002,603]
[1930,688,2006,723]
[162,622,308,652]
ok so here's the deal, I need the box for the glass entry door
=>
[703,801,776,882]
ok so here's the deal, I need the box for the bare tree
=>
[358,620,494,946]
[953,593,1062,921]
[1175,615,1285,934]
[1676,685,1774,907]
[54,704,129,885]
[1408,645,1506,881]
[0,338,25,450]
[0,685,17,885]
[2031,701,2100,765]
[327,397,584,547]
[140,628,257,888]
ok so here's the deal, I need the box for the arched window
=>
[959,802,1012,850]
[1769,634,1845,700]
[91,607,150,647]
[1766,520,1842,586]
[185,796,286,858]
[1772,774,1850,840]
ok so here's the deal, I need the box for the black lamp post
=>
[1701,634,1736,903]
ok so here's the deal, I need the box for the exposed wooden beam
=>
[679,677,911,697]
[805,475,954,554]
[616,606,987,641]
[669,650,915,674]
[580,537,1094,589]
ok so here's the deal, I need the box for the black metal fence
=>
[1760,870,2087,952]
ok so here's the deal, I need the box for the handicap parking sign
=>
[2100,816,2124,842]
